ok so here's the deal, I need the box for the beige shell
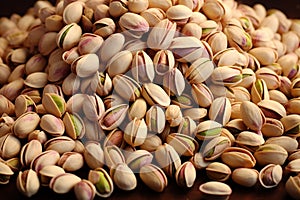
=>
[20,140,42,167]
[206,162,231,182]
[88,167,114,198]
[199,181,232,196]
[221,147,256,168]
[110,163,137,191]
[140,164,168,192]
[175,161,196,188]
[50,173,81,194]
[39,165,65,186]
[232,168,258,187]
[254,144,288,166]
[16,169,40,197]
[258,164,282,188]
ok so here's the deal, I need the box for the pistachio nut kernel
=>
[166,133,199,157]
[175,161,196,188]
[0,162,14,184]
[140,164,168,192]
[254,144,288,166]
[259,164,282,188]
[16,169,40,198]
[63,112,85,140]
[206,162,232,182]
[56,23,82,50]
[110,163,137,191]
[203,136,231,161]
[42,93,66,118]
[74,180,96,200]
[88,168,114,198]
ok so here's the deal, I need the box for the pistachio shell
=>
[16,169,40,197]
[199,181,232,196]
[12,112,40,139]
[42,93,66,118]
[39,165,65,186]
[88,168,113,198]
[140,164,168,192]
[40,114,65,137]
[84,142,105,169]
[126,150,153,171]
[50,173,81,194]
[74,180,96,200]
[142,83,171,107]
[30,150,60,173]
[259,164,282,188]
[0,162,14,184]
[175,161,196,188]
[203,136,231,161]
[110,163,137,191]
[124,118,147,147]
[20,140,42,167]
[99,104,129,131]
[56,23,82,50]
[58,152,84,172]
[232,168,258,187]
[221,147,256,168]
[63,112,85,139]
[254,144,288,166]
[206,162,231,182]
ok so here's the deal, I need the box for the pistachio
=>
[124,117,147,147]
[209,97,231,125]
[240,101,266,132]
[39,165,65,186]
[175,161,196,188]
[166,5,192,26]
[30,150,60,173]
[119,12,149,38]
[185,57,214,84]
[142,83,171,107]
[50,173,81,194]
[88,167,114,198]
[93,18,116,38]
[286,175,300,200]
[195,120,222,140]
[191,83,214,108]
[254,144,288,166]
[203,136,231,161]
[74,180,96,200]
[286,159,300,173]
[221,147,256,168]
[232,168,259,187]
[140,164,168,192]
[166,133,199,157]
[265,136,298,154]
[71,53,100,78]
[84,142,105,169]
[112,74,141,102]
[16,169,40,197]
[104,145,125,169]
[12,112,40,139]
[40,114,65,137]
[63,112,85,139]
[20,140,42,167]
[181,22,202,39]
[103,129,125,148]
[58,152,84,172]
[56,23,82,50]
[109,0,128,18]
[251,78,269,104]
[126,150,153,171]
[110,163,137,191]
[42,93,66,118]
[140,134,162,152]
[281,114,300,137]
[0,161,14,184]
[132,50,155,83]
[140,8,166,27]
[0,114,14,137]
[259,164,282,188]
[235,131,265,152]
[128,98,147,120]
[177,116,197,137]
[163,68,185,96]
[148,0,172,11]
[211,66,243,87]
[82,94,105,121]
[206,162,231,182]
[199,181,232,199]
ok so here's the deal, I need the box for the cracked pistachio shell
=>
[155,143,181,177]
[20,140,42,167]
[93,18,116,38]
[98,33,125,63]
[221,147,256,168]
[24,72,48,89]
[140,164,168,192]
[145,105,165,133]
[104,145,125,169]
[142,83,171,107]
[235,131,265,152]
[99,104,129,131]
[185,57,214,84]
[132,50,155,83]
[181,22,202,39]
[27,130,47,144]
[178,0,203,12]
[84,142,105,169]
[38,165,65,186]
[286,98,300,115]
[212,48,248,67]
[0,134,21,160]
[38,32,58,56]
[56,23,82,50]
[82,94,105,121]
[126,150,153,171]
[43,136,75,154]
[203,136,231,161]
[265,136,298,154]
[291,78,300,98]
[12,112,40,139]
[232,168,258,187]
[195,120,222,140]
[21,88,41,104]
[191,83,214,108]
[25,54,47,75]
[40,114,65,137]
[109,0,128,18]
[50,173,81,194]
[225,118,247,135]
[153,50,175,76]
[166,133,199,157]
[78,33,104,55]
[88,168,113,198]
[112,74,141,102]
[147,19,176,50]
[140,8,166,27]
[140,134,162,152]
[30,150,60,173]
[16,169,40,198]
[166,5,192,26]
[0,114,14,137]
[15,95,36,118]
[190,152,211,170]
[148,0,172,11]
[128,98,147,120]
[42,93,66,118]
[175,161,196,188]
[254,144,288,166]
[110,163,137,191]
[206,31,227,54]
[286,159,300,173]
[240,101,266,131]
[165,105,183,127]
[255,67,280,90]
[280,114,300,136]
[211,66,243,87]
[269,90,288,105]
[248,47,278,66]
[171,93,195,109]
[128,0,149,13]
[202,0,226,21]
[62,47,80,65]
[177,116,197,137]
[58,152,84,172]
[251,78,269,104]
[259,164,282,188]
[286,175,300,200]
[96,72,113,97]
[199,181,232,198]
[206,162,231,182]
[71,53,100,78]
[257,99,286,119]
[0,63,10,85]
[0,161,14,184]
[74,180,96,200]
[124,118,147,147]
[119,12,149,38]
[163,68,185,96]
[63,1,84,24]
[63,112,85,140]
[209,97,231,125]
[261,118,284,137]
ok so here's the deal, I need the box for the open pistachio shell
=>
[221,147,256,168]
[20,140,42,167]
[44,136,75,154]
[259,164,282,188]
[74,179,96,200]
[166,133,199,157]
[254,144,288,166]
[203,136,231,161]
[140,164,168,192]
[126,150,153,171]
[42,93,66,118]
[16,169,40,197]
[232,168,259,187]
[0,162,14,184]
[50,173,81,194]
[199,181,232,198]
[175,161,196,188]
[206,162,231,182]
[63,112,85,140]
[110,163,137,191]
[39,165,65,186]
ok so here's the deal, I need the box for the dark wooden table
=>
[0,0,299,199]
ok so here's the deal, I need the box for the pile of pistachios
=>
[0,0,300,199]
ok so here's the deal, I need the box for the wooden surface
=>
[0,0,299,200]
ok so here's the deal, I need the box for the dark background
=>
[0,0,299,200]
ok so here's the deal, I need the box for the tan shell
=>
[142,83,171,107]
[0,162,14,184]
[42,93,66,118]
[140,164,168,192]
[50,173,81,194]
[88,167,114,198]
[63,112,85,139]
[232,168,259,187]
[58,152,84,172]
[104,145,125,169]
[20,140,42,167]
[110,163,137,191]
[259,164,282,188]
[0,134,21,159]
[56,23,82,50]
[83,141,105,169]
[203,136,231,161]
[12,112,40,139]
[40,114,65,137]
[199,181,232,196]
[30,150,60,173]
[39,165,65,186]
[16,169,40,197]
[254,144,288,166]
[74,180,96,200]
[206,162,231,182]
[175,161,196,188]
[221,147,256,168]
[126,150,153,171]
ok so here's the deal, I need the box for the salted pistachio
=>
[27,130,47,144]
[211,66,243,87]
[172,93,196,109]
[73,140,85,154]
[14,95,36,118]
[208,97,231,126]
[212,48,249,67]
[220,128,235,146]
[58,152,84,172]
[42,93,66,118]
[155,143,181,177]
[195,120,222,140]
[145,105,165,134]
[132,50,155,83]
[71,53,99,78]
[0,63,11,85]
[39,165,65,186]
[286,98,300,115]
[221,147,256,168]
[30,150,60,173]
[142,83,171,107]
[140,8,166,27]
[261,118,284,137]
[240,101,266,132]
[181,22,202,39]
[45,14,64,32]
[163,68,185,96]
[99,104,128,131]
[82,94,105,121]
[280,114,300,137]
[140,164,168,192]
[25,54,47,75]
[62,47,80,65]
[88,168,113,198]
[40,114,65,137]
[78,33,104,55]
[119,12,149,38]
[190,152,211,170]
[282,31,299,53]
[259,164,282,188]
[232,168,259,187]
[112,74,141,102]
[235,131,265,152]
[0,78,24,102]
[16,169,40,198]
[166,5,192,26]
[147,19,176,50]
[84,142,105,170]
[37,32,58,56]
[63,112,85,139]
[12,112,40,139]
[206,162,231,182]
[200,20,219,38]
[123,39,147,53]
[185,57,214,84]
[182,108,207,122]
[0,134,21,160]
[63,1,84,24]
[177,116,196,137]
[286,159,300,173]
[74,179,96,200]
[166,133,199,157]
[0,161,14,184]
[43,84,64,98]
[265,136,298,154]
[269,90,289,105]
[56,23,82,50]
[153,50,175,76]
[288,150,300,161]
[44,136,75,155]
[126,150,153,171]
[250,27,274,48]
[279,76,292,98]
[255,67,280,90]
[0,95,14,116]
[254,144,288,166]
[124,117,147,147]
[24,72,48,89]
[202,0,226,21]
[128,98,147,120]
[94,4,110,21]
[93,18,116,38]
[251,78,269,104]
[96,72,113,97]
[205,31,227,54]
[169,36,206,63]
[20,140,42,167]
[174,161,196,188]
[110,163,137,191]
[104,145,125,169]
[140,134,162,152]
[224,119,247,135]
[231,86,251,102]
[248,47,278,66]
[50,173,81,194]
[291,78,300,98]
[203,136,231,161]
[199,181,232,199]
[128,0,148,13]
[109,0,128,18]
[286,175,300,200]
[0,114,14,137]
